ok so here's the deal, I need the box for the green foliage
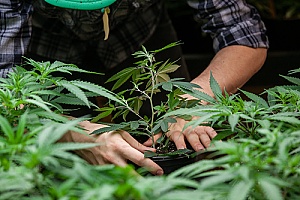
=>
[2,44,300,199]
[165,69,300,142]
[0,112,203,199]
[92,43,300,199]
[165,67,300,199]
[92,42,201,153]
[0,57,204,199]
[0,58,122,128]
[1,114,200,199]
[170,122,300,199]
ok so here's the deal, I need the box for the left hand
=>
[58,120,164,175]
[143,117,217,152]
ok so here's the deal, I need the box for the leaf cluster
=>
[1,44,300,199]
[92,42,201,151]
[0,57,204,199]
[0,114,204,200]
[0,58,121,131]
[170,121,300,199]
[164,68,300,199]
[166,69,300,141]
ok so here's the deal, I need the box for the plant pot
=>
[150,150,212,174]
[134,136,214,174]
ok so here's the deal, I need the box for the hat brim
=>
[44,0,116,10]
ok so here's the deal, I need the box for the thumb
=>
[143,133,162,146]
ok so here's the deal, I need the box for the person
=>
[0,0,268,175]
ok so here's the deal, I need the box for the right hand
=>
[59,121,164,176]
[143,117,217,152]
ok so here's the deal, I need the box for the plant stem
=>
[148,55,158,148]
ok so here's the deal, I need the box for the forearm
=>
[185,0,269,97]
[191,46,267,97]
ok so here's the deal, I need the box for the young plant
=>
[92,42,202,155]
[0,57,208,200]
[165,68,300,141]
[0,58,123,130]
[0,58,125,172]
[166,68,300,199]
[170,121,300,200]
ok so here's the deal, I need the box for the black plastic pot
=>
[151,150,212,174]
[132,136,213,175]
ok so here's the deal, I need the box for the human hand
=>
[59,120,164,175]
[143,117,217,152]
[167,117,217,151]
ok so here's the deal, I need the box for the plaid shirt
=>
[0,0,269,77]
[0,0,32,77]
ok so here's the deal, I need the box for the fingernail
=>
[156,170,164,176]
[196,145,204,151]
[146,147,156,152]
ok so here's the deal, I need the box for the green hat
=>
[44,0,117,10]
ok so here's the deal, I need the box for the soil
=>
[155,141,178,154]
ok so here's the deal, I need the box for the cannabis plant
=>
[91,42,204,156]
[0,112,203,200]
[165,68,300,141]
[165,68,300,199]
[0,58,204,199]
[0,58,125,196]
[0,58,123,128]
[170,121,300,199]
[2,44,300,199]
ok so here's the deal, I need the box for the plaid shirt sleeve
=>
[187,0,269,52]
[0,0,33,77]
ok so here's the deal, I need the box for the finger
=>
[119,132,164,175]
[194,127,213,148]
[169,130,186,150]
[93,132,140,167]
[204,126,218,139]
[120,131,156,152]
[143,133,162,147]
[168,118,187,149]
[119,145,164,176]
[199,133,212,148]
[105,155,128,167]
[183,130,205,151]
[92,131,161,174]
[88,145,129,167]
